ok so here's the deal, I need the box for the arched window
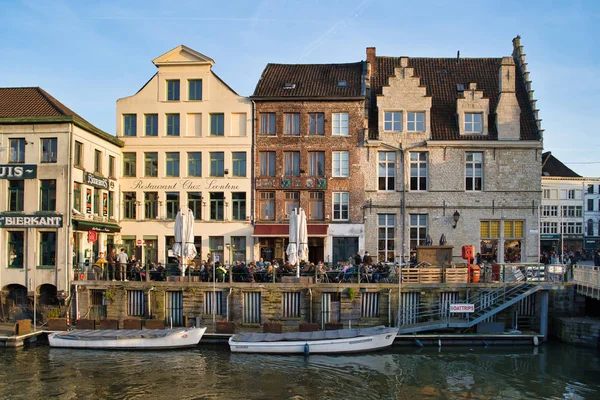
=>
[588,219,594,236]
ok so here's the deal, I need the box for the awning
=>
[253,224,328,237]
[73,219,121,233]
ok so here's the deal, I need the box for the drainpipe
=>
[308,288,313,323]
[66,123,73,295]
[74,284,79,320]
[226,287,233,321]
[250,100,256,261]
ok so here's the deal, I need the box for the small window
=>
[232,152,246,177]
[94,150,102,174]
[74,141,83,168]
[384,112,402,132]
[284,113,300,135]
[145,114,158,136]
[284,192,299,219]
[308,113,324,135]
[333,192,349,221]
[109,156,115,178]
[260,152,276,177]
[210,152,224,177]
[123,152,136,177]
[166,152,180,177]
[188,152,202,177]
[407,112,425,132]
[309,192,324,221]
[123,114,137,136]
[41,138,57,163]
[259,192,275,221]
[332,113,349,135]
[260,113,276,135]
[9,138,25,163]
[167,80,180,101]
[332,151,349,177]
[465,113,483,133]
[210,114,225,136]
[166,114,180,136]
[188,79,203,100]
[283,83,296,90]
[337,80,347,87]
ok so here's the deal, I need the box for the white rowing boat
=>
[229,325,398,354]
[48,327,206,349]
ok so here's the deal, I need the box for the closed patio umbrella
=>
[286,209,298,271]
[296,208,309,277]
[174,207,197,277]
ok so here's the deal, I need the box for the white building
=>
[0,87,123,303]
[541,152,584,254]
[116,45,253,267]
[583,179,600,251]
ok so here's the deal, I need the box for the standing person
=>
[362,251,373,266]
[353,252,362,266]
[107,248,117,281]
[117,248,128,282]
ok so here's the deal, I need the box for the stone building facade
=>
[251,63,366,266]
[0,87,123,303]
[116,45,253,267]
[362,36,543,264]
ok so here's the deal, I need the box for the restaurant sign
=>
[0,213,63,228]
[85,172,109,189]
[0,164,37,179]
[450,304,475,313]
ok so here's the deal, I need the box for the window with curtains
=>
[284,152,300,176]
[260,113,276,135]
[308,151,324,176]
[259,192,275,220]
[309,192,324,220]
[9,138,25,163]
[284,192,299,219]
[284,113,300,135]
[260,151,276,176]
[41,138,57,163]
[308,113,324,135]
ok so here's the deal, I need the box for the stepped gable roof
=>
[0,87,122,147]
[369,57,540,141]
[542,152,581,177]
[252,62,364,98]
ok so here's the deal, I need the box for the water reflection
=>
[0,343,597,399]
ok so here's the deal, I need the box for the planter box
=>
[216,321,235,334]
[263,322,282,333]
[48,318,68,331]
[299,323,319,332]
[123,319,143,330]
[14,319,32,335]
[98,319,119,330]
[75,319,95,329]
[145,319,165,329]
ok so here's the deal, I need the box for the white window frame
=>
[332,192,349,221]
[464,112,483,133]
[465,152,483,191]
[332,151,349,178]
[332,113,349,136]
[378,152,395,191]
[378,214,395,263]
[409,152,428,191]
[407,112,425,132]
[409,214,428,250]
[384,111,402,132]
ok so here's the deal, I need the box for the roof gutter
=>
[250,96,364,101]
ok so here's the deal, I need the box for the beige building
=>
[116,45,252,267]
[0,87,123,304]
[362,36,543,264]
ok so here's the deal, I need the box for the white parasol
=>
[173,207,197,276]
[286,209,298,270]
[296,208,309,277]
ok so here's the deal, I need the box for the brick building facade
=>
[251,63,367,266]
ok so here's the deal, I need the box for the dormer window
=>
[407,112,425,132]
[384,112,402,132]
[337,80,347,87]
[457,83,465,92]
[464,113,483,133]
[283,83,296,90]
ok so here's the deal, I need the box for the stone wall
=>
[552,317,600,347]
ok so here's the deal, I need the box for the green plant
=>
[346,287,356,300]
[47,307,61,319]
[104,289,116,303]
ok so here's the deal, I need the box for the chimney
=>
[499,56,515,93]
[366,47,376,78]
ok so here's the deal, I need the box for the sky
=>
[1,0,598,177]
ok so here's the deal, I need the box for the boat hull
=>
[229,327,397,354]
[48,327,206,350]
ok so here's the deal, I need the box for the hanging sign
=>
[87,230,98,243]
[86,188,92,213]
[85,172,108,189]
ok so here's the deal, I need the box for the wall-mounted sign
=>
[85,172,108,189]
[87,230,98,243]
[0,213,63,228]
[0,164,37,179]
[86,188,92,214]
[128,179,240,191]
[450,304,474,313]
[102,192,108,216]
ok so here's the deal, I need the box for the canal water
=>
[0,342,598,399]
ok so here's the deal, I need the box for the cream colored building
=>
[0,87,122,303]
[116,46,253,267]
